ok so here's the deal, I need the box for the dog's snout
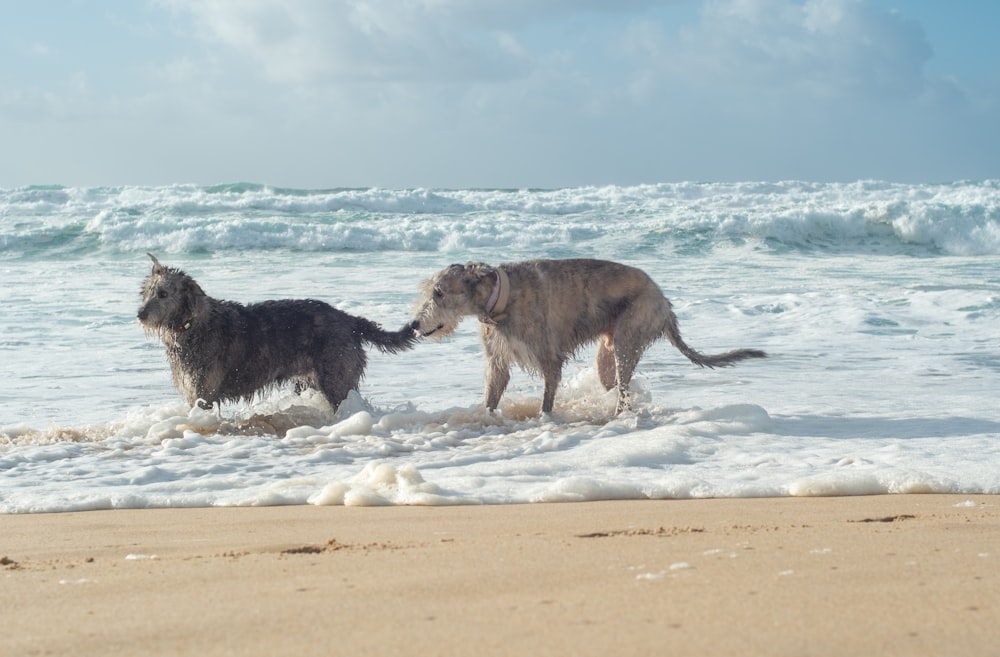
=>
[137,308,147,321]
[408,319,441,338]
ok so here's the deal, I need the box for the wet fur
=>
[137,254,416,411]
[411,258,766,415]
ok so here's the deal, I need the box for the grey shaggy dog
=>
[138,253,416,412]
[410,258,766,415]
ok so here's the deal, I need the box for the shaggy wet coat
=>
[138,254,416,411]
[411,258,766,415]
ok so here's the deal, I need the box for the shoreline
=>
[3,494,998,656]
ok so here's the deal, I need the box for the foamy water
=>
[2,181,999,513]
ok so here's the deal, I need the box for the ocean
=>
[2,180,999,513]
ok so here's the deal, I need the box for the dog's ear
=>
[462,262,492,282]
[147,252,164,273]
[184,278,206,299]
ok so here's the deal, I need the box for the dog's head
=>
[410,262,497,339]
[137,253,207,337]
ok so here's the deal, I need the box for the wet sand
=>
[2,495,998,656]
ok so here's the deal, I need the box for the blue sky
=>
[2,0,998,188]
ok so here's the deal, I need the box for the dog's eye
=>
[157,289,168,299]
[433,288,443,300]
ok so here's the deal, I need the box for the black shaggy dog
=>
[137,253,416,412]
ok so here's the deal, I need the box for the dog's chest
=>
[486,328,541,371]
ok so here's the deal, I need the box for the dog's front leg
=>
[186,369,222,412]
[191,379,220,411]
[484,356,510,412]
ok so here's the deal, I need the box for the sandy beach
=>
[2,495,997,656]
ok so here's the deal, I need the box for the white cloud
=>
[639,0,933,102]
[157,0,938,115]
[158,0,541,84]
[29,42,53,58]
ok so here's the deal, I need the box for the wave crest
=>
[3,180,998,256]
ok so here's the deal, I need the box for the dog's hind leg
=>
[596,331,617,391]
[612,347,643,414]
[316,348,366,413]
[316,374,355,413]
[611,307,661,414]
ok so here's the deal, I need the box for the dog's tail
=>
[354,317,419,354]
[663,313,767,369]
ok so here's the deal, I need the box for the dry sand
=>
[2,495,998,656]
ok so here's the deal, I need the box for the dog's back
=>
[493,258,667,351]
[188,299,366,403]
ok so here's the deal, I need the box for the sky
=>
[2,0,999,189]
